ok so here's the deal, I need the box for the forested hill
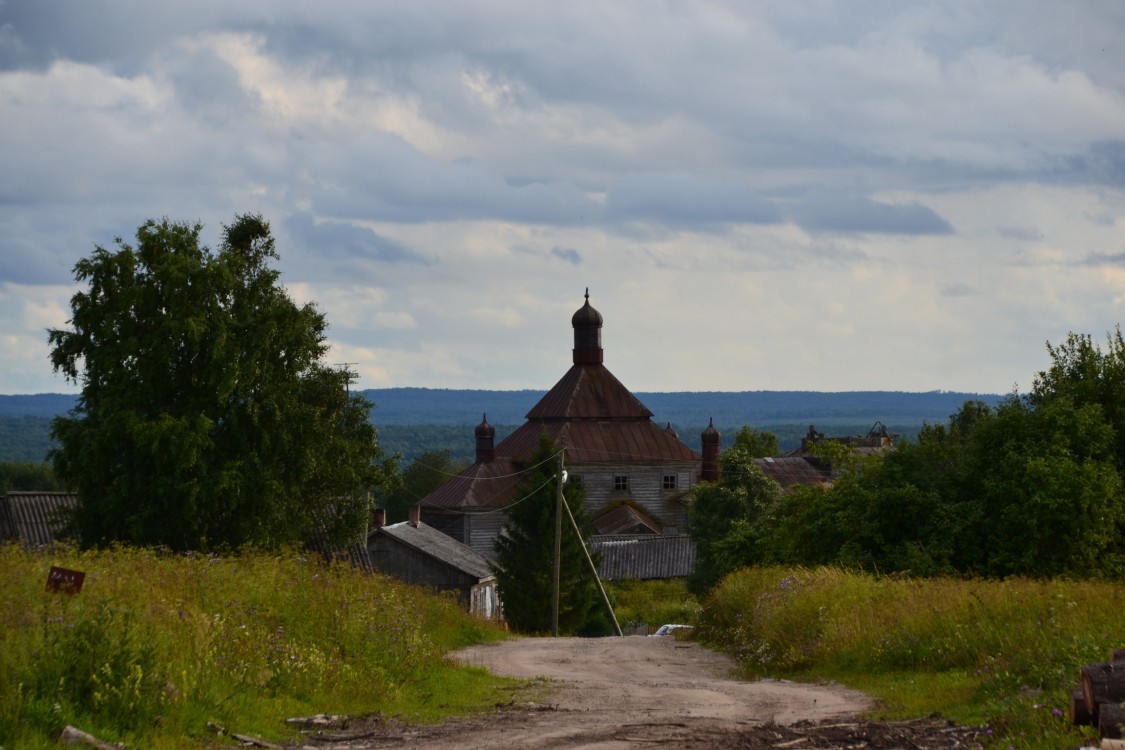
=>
[356,387,1005,428]
[0,389,1004,464]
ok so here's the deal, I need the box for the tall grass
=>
[0,543,510,749]
[606,578,701,630]
[700,566,1125,748]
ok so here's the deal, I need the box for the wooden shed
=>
[367,506,501,620]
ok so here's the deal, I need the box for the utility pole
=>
[560,491,623,637]
[551,451,564,637]
[335,362,358,395]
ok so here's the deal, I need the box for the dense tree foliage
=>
[493,436,599,634]
[687,442,781,594]
[729,425,780,458]
[695,333,1125,583]
[0,417,54,463]
[47,215,392,551]
[0,462,63,493]
[378,449,466,523]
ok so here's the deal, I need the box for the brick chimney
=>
[408,504,421,527]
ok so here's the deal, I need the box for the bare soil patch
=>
[285,636,986,749]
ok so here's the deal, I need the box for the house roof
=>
[0,492,76,546]
[370,521,495,581]
[591,534,696,580]
[304,500,373,570]
[420,458,524,510]
[754,456,832,489]
[592,502,663,535]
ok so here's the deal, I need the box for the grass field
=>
[698,566,1125,749]
[0,543,512,749]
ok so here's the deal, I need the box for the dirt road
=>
[286,635,883,748]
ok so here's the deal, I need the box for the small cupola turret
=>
[571,288,604,365]
[701,418,721,483]
[475,413,496,463]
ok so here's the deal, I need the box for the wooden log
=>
[1084,665,1120,719]
[59,726,124,750]
[1103,739,1125,750]
[1101,703,1125,740]
[1075,688,1095,725]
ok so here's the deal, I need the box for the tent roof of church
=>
[526,362,653,420]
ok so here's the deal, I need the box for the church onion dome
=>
[475,413,496,463]
[572,288,604,365]
[701,417,721,483]
[475,413,495,440]
[571,288,604,328]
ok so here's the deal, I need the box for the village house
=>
[367,506,501,620]
[417,291,719,576]
[754,422,894,490]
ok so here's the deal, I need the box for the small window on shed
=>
[614,475,630,491]
[570,474,583,488]
[663,474,677,490]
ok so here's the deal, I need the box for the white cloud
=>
[0,1,1123,396]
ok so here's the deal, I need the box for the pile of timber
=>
[1072,649,1125,741]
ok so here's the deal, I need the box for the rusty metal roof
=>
[1,492,76,546]
[754,456,832,490]
[591,534,696,580]
[592,502,663,535]
[419,458,525,509]
[526,364,653,420]
[498,420,701,464]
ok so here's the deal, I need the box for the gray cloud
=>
[792,190,954,235]
[550,246,581,265]
[1072,251,1125,268]
[283,214,429,270]
[606,173,781,226]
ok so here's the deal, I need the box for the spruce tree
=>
[493,435,599,634]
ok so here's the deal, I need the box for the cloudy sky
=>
[2,1,1124,396]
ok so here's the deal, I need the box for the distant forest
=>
[0,388,1003,464]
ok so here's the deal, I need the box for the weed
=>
[0,543,511,748]
[699,566,1123,749]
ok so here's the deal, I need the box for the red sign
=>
[46,566,85,594]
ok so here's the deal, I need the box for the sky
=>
[2,1,1124,396]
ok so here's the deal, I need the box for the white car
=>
[651,624,694,637]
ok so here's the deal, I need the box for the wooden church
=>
[419,290,719,559]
